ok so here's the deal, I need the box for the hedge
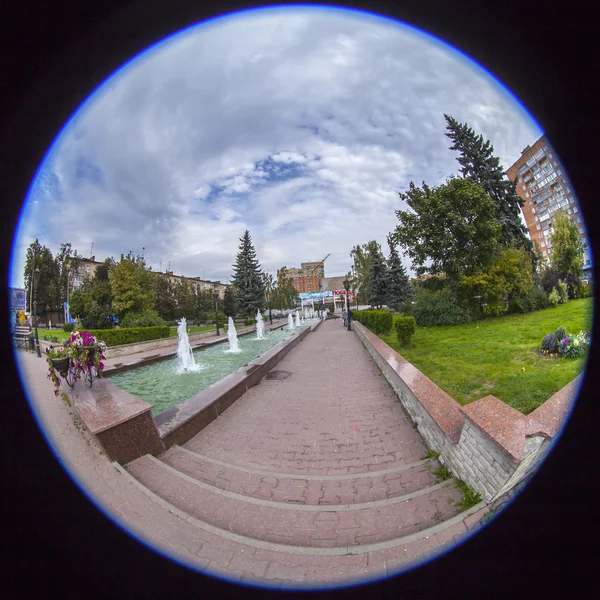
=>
[354,310,393,335]
[82,326,170,347]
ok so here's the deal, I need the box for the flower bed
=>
[539,326,590,359]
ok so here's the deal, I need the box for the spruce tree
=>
[367,243,389,308]
[386,234,413,309]
[230,230,265,318]
[444,114,533,256]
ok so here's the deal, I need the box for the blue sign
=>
[9,288,26,310]
[299,291,332,301]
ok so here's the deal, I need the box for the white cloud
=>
[11,6,542,287]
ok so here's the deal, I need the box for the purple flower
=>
[562,338,568,345]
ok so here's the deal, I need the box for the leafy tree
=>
[55,242,82,307]
[108,252,155,319]
[230,230,265,318]
[386,234,414,310]
[23,239,59,319]
[223,285,237,318]
[444,114,533,255]
[275,267,299,310]
[68,269,113,330]
[153,272,176,322]
[393,178,501,286]
[350,240,380,305]
[263,273,276,323]
[548,210,584,280]
[120,308,166,328]
[367,242,388,308]
[458,246,534,317]
[173,277,195,321]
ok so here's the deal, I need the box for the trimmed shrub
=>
[244,318,256,326]
[82,326,170,347]
[120,309,167,328]
[395,316,416,346]
[358,310,393,334]
[412,290,473,327]
[397,300,414,316]
[528,286,550,311]
[548,288,560,306]
[63,323,75,332]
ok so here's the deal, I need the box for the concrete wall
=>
[353,321,579,503]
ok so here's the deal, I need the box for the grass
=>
[378,298,593,414]
[455,480,483,512]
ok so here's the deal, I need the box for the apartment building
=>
[286,259,328,293]
[506,135,592,279]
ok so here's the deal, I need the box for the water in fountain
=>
[225,316,241,353]
[256,309,265,339]
[176,318,202,373]
[295,311,301,328]
[288,313,295,331]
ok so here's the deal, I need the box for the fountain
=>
[175,318,202,373]
[256,309,265,339]
[226,316,241,353]
[288,313,295,331]
[295,311,301,328]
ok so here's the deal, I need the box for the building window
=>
[543,145,548,151]
[577,216,581,223]
[536,224,541,230]
[538,233,544,238]
[531,207,536,214]
[553,161,557,166]
[548,153,552,158]
[534,216,539,222]
[86,266,90,273]
[579,228,584,234]
[541,241,545,247]
[573,206,578,213]
[521,184,526,190]
[525,192,529,198]
[543,250,547,256]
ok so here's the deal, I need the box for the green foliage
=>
[42,334,60,343]
[421,450,440,460]
[386,234,413,309]
[433,463,453,482]
[367,243,389,308]
[206,311,227,323]
[416,275,447,293]
[350,241,381,306]
[455,480,482,512]
[397,300,415,316]
[231,230,266,318]
[583,280,594,297]
[412,290,473,326]
[274,267,300,310]
[548,288,560,306]
[244,318,256,326]
[547,210,584,278]
[444,114,532,254]
[394,316,416,346]
[528,286,550,311]
[196,311,207,324]
[223,285,237,317]
[557,280,569,304]
[357,310,393,334]
[24,238,61,316]
[108,252,155,318]
[63,323,75,332]
[153,273,176,322]
[459,246,534,317]
[83,326,170,347]
[540,332,559,354]
[120,309,167,328]
[394,178,501,285]
[554,326,567,341]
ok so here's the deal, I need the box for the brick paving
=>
[14,318,487,590]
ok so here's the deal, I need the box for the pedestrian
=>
[342,309,347,327]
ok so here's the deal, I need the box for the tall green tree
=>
[275,267,299,310]
[55,242,82,307]
[230,230,265,318]
[263,273,276,323]
[173,277,196,320]
[108,252,155,319]
[444,114,532,255]
[153,273,176,322]
[23,239,59,319]
[367,242,388,308]
[548,210,584,278]
[393,178,501,286]
[386,234,413,309]
[68,261,114,329]
[222,286,237,318]
[350,240,380,305]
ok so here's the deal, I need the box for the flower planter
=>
[50,357,70,374]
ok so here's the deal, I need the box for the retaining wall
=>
[353,321,581,503]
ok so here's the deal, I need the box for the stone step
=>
[115,460,488,588]
[125,455,463,548]
[161,445,442,505]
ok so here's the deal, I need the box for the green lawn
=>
[378,298,593,415]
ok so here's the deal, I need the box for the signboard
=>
[332,289,354,299]
[9,287,26,310]
[299,291,333,301]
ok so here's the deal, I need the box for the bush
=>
[120,309,167,328]
[412,290,473,327]
[528,286,550,311]
[395,316,416,346]
[554,325,567,341]
[196,311,207,324]
[206,312,227,323]
[540,332,559,354]
[557,280,569,304]
[582,280,594,297]
[558,335,584,358]
[548,288,560,306]
[81,326,170,347]
[397,300,415,316]
[358,310,393,335]
[244,318,256,326]
[63,323,75,332]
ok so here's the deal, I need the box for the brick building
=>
[286,258,328,293]
[506,135,592,279]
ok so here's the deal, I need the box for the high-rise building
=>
[285,259,328,293]
[506,135,592,279]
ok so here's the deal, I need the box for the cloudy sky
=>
[11,5,542,288]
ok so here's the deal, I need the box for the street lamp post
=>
[343,279,351,332]
[33,267,41,357]
[213,288,220,336]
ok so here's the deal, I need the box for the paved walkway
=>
[15,319,486,590]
